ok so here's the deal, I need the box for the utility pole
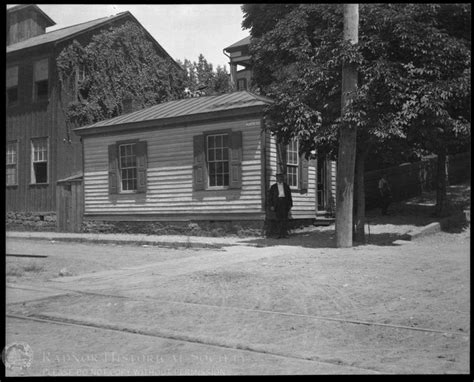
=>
[335,4,359,248]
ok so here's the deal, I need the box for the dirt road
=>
[5,227,470,375]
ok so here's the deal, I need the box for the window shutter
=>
[136,141,147,193]
[299,153,309,191]
[108,144,119,194]
[193,134,205,190]
[276,142,287,175]
[229,131,242,189]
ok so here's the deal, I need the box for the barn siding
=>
[265,135,317,219]
[83,118,265,217]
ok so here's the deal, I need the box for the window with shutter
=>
[192,130,242,191]
[108,140,147,194]
[280,138,309,191]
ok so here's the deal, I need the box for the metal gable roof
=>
[74,91,273,133]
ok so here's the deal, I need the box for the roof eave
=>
[74,104,268,137]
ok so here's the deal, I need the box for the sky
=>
[8,4,249,70]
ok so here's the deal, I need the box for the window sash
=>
[32,140,48,163]
[6,166,17,186]
[7,142,17,165]
[286,139,299,187]
[6,141,18,185]
[207,134,230,187]
[119,143,137,191]
[31,138,48,184]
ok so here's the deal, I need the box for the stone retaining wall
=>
[6,211,57,232]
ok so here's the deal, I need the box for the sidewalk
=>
[5,230,255,249]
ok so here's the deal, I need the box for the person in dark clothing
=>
[378,173,392,215]
[268,173,293,238]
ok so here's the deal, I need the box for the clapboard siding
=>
[83,118,264,216]
[265,134,317,219]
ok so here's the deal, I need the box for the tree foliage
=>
[242,3,471,160]
[178,54,231,97]
[57,21,185,127]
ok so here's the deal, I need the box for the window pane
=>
[206,134,229,187]
[208,136,215,149]
[34,162,47,183]
[7,87,18,105]
[36,80,48,99]
[6,167,16,185]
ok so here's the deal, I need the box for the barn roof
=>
[6,10,181,70]
[7,13,127,53]
[74,91,273,134]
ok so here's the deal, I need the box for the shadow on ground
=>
[243,181,470,249]
[242,228,414,249]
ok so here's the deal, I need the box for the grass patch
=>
[6,262,44,277]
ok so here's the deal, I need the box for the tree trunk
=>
[354,146,368,243]
[336,4,359,248]
[435,147,449,216]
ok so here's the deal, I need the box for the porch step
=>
[313,216,335,226]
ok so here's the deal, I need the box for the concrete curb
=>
[5,232,249,250]
[402,222,441,241]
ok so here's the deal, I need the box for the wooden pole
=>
[336,4,359,248]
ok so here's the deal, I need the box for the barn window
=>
[7,66,19,106]
[193,130,242,190]
[34,58,49,101]
[108,140,147,194]
[6,141,18,186]
[31,137,48,184]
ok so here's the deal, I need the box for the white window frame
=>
[118,143,137,193]
[6,141,18,186]
[31,137,49,184]
[206,133,230,189]
[286,138,299,188]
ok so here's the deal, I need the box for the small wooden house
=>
[74,91,326,227]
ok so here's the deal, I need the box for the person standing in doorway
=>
[269,172,293,238]
[378,173,392,215]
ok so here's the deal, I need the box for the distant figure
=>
[378,173,392,215]
[269,172,293,238]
